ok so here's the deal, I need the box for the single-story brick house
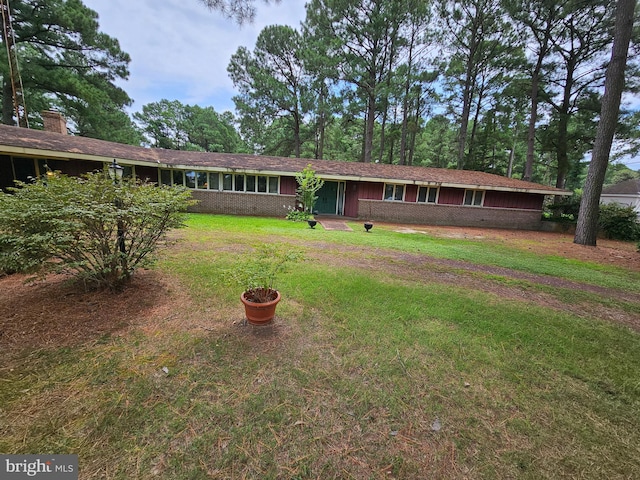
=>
[0,115,570,230]
[600,179,640,218]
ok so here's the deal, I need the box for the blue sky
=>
[82,0,307,114]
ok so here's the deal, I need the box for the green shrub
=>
[543,193,581,222]
[598,203,640,241]
[285,208,311,222]
[0,172,195,290]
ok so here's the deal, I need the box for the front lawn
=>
[1,214,639,479]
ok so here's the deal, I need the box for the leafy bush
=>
[224,243,303,302]
[0,172,195,290]
[285,207,311,222]
[598,203,640,241]
[543,192,581,223]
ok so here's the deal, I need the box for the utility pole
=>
[0,0,28,127]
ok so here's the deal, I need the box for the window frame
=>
[158,168,279,193]
[463,189,484,206]
[417,186,438,204]
[384,183,405,202]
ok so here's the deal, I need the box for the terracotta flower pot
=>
[240,289,281,325]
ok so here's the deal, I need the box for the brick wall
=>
[358,199,542,230]
[42,111,67,135]
[189,190,297,217]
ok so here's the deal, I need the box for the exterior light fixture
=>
[108,159,124,183]
[108,159,126,255]
[364,222,373,232]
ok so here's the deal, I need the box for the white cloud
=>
[82,0,306,112]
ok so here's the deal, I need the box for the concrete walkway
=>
[316,219,353,231]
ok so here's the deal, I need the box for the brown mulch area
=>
[1,225,638,356]
[0,270,178,355]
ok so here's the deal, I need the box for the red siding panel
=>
[358,182,383,200]
[484,191,544,210]
[344,181,359,217]
[405,185,418,202]
[438,187,464,205]
[280,176,297,195]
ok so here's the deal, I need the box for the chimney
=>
[42,110,67,134]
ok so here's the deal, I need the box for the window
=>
[157,169,277,193]
[246,175,256,192]
[258,176,267,193]
[384,184,404,201]
[464,190,484,206]
[268,177,278,193]
[185,171,196,189]
[173,170,184,187]
[417,186,438,203]
[234,174,245,192]
[160,169,171,186]
[196,172,208,189]
[209,172,219,190]
[223,174,233,191]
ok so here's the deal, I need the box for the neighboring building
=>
[600,179,640,218]
[0,117,570,230]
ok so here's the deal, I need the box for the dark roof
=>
[601,178,640,195]
[0,124,569,195]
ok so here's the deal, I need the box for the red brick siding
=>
[189,190,297,216]
[357,199,542,230]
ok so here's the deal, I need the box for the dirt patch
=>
[385,223,640,271]
[0,270,179,354]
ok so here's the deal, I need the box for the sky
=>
[82,0,307,114]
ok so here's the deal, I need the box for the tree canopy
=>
[133,100,246,153]
[0,0,140,143]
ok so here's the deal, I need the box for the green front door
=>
[315,181,338,214]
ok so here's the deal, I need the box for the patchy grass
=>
[1,214,639,479]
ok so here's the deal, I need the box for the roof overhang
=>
[2,143,571,197]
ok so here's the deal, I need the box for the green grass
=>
[1,214,639,479]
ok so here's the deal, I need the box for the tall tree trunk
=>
[293,111,301,158]
[400,25,416,166]
[574,0,636,246]
[467,81,485,164]
[507,132,517,178]
[456,85,472,169]
[378,33,397,164]
[407,94,422,166]
[2,80,15,125]
[316,87,326,159]
[524,68,541,181]
[364,87,376,163]
[524,21,553,181]
[457,62,476,169]
[555,57,575,190]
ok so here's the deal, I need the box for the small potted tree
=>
[230,244,303,325]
